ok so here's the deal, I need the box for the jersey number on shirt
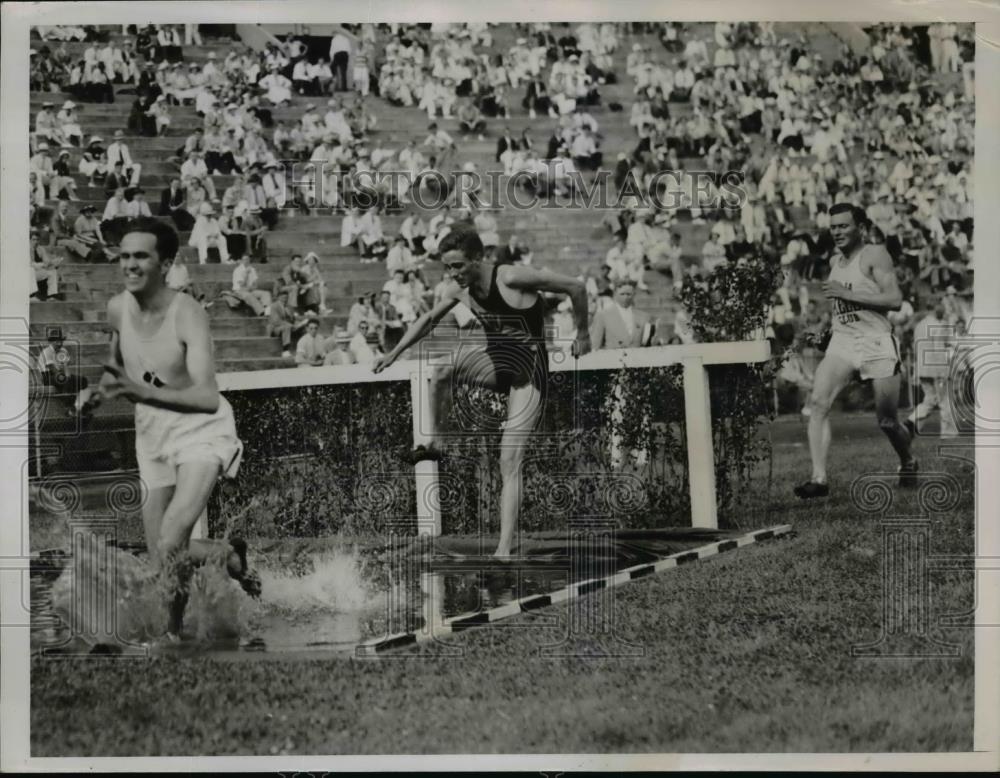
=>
[833,282,862,324]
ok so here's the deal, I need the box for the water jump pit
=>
[29,525,792,659]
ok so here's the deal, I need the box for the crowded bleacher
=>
[29,21,975,469]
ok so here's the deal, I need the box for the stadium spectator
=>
[295,318,328,367]
[165,250,194,296]
[275,254,309,311]
[318,328,353,366]
[385,235,416,276]
[496,126,520,163]
[30,232,63,301]
[400,211,428,255]
[180,149,219,202]
[103,160,131,197]
[457,99,487,139]
[243,206,269,262]
[299,252,331,314]
[125,187,152,218]
[147,95,172,135]
[35,101,68,148]
[495,233,524,265]
[357,205,388,261]
[78,140,110,185]
[100,187,131,245]
[266,290,307,358]
[48,199,77,249]
[159,178,195,231]
[29,144,57,201]
[590,280,653,350]
[349,320,379,365]
[346,294,375,335]
[55,100,83,147]
[373,290,405,353]
[260,66,293,106]
[189,202,230,264]
[352,54,371,96]
[330,28,353,92]
[405,269,432,315]
[223,254,272,317]
[423,122,457,168]
[70,204,109,261]
[105,130,141,186]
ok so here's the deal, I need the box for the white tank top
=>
[827,245,892,336]
[118,292,190,390]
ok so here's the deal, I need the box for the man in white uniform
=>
[80,218,261,640]
[795,203,916,498]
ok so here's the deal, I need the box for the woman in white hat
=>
[56,100,82,147]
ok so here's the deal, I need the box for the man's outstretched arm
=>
[373,291,461,373]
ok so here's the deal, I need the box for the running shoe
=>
[794,480,829,499]
[898,458,919,489]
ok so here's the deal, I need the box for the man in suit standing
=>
[590,279,653,350]
[495,126,519,163]
[590,279,654,470]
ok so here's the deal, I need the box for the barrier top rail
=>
[217,340,772,392]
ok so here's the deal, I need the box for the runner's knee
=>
[808,388,835,415]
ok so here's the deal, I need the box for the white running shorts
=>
[826,331,901,381]
[134,395,243,489]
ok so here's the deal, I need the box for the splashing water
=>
[38,541,421,654]
[256,548,377,614]
[47,544,245,648]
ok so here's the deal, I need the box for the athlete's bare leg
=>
[425,344,547,556]
[495,382,544,558]
[142,461,250,635]
[805,352,855,484]
[872,373,915,465]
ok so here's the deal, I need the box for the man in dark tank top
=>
[374,229,591,557]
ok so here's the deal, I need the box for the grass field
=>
[29,413,976,756]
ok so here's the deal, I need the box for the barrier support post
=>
[410,372,442,537]
[683,356,717,529]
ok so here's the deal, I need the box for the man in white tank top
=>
[81,217,261,640]
[794,204,916,499]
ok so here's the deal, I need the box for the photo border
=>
[2,1,998,772]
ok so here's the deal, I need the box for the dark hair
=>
[122,217,179,261]
[438,228,484,262]
[829,202,869,228]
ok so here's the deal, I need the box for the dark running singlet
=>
[466,263,549,392]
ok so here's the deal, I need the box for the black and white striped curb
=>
[356,524,793,655]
